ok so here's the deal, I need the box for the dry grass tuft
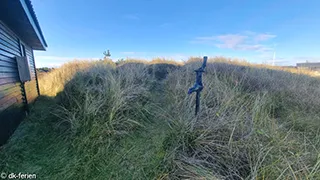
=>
[38,60,115,96]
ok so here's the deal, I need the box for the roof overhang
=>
[0,0,47,50]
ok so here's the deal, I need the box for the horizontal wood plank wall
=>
[0,20,25,145]
[0,21,22,112]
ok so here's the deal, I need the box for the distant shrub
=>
[37,67,54,73]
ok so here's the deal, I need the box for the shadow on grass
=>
[0,95,64,146]
[0,95,70,175]
[0,104,25,146]
[0,95,63,145]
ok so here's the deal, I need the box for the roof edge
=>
[19,0,47,50]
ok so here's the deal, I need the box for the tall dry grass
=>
[161,61,320,179]
[56,63,150,136]
[2,57,320,179]
[37,57,320,179]
[38,59,115,96]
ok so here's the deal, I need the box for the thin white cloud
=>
[121,52,138,55]
[35,56,74,61]
[37,62,63,68]
[238,44,264,51]
[35,56,100,67]
[293,56,320,63]
[193,34,247,47]
[243,31,276,42]
[215,34,247,48]
[192,32,276,52]
[156,54,188,60]
[254,34,277,42]
[119,52,189,61]
[258,56,320,66]
[120,52,151,55]
[35,56,100,61]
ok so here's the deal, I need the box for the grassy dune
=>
[1,57,320,179]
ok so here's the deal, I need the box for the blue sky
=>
[32,0,320,67]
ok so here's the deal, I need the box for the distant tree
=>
[103,50,111,59]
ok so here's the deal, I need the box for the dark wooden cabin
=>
[0,0,47,145]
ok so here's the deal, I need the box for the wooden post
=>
[20,82,29,113]
[195,91,200,115]
[188,56,207,116]
[31,50,40,96]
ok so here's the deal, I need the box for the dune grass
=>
[1,57,320,179]
[162,61,320,179]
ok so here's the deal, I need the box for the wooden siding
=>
[0,21,22,112]
[0,20,25,146]
[0,20,39,112]
[0,20,41,145]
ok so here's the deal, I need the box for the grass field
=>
[1,57,320,179]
